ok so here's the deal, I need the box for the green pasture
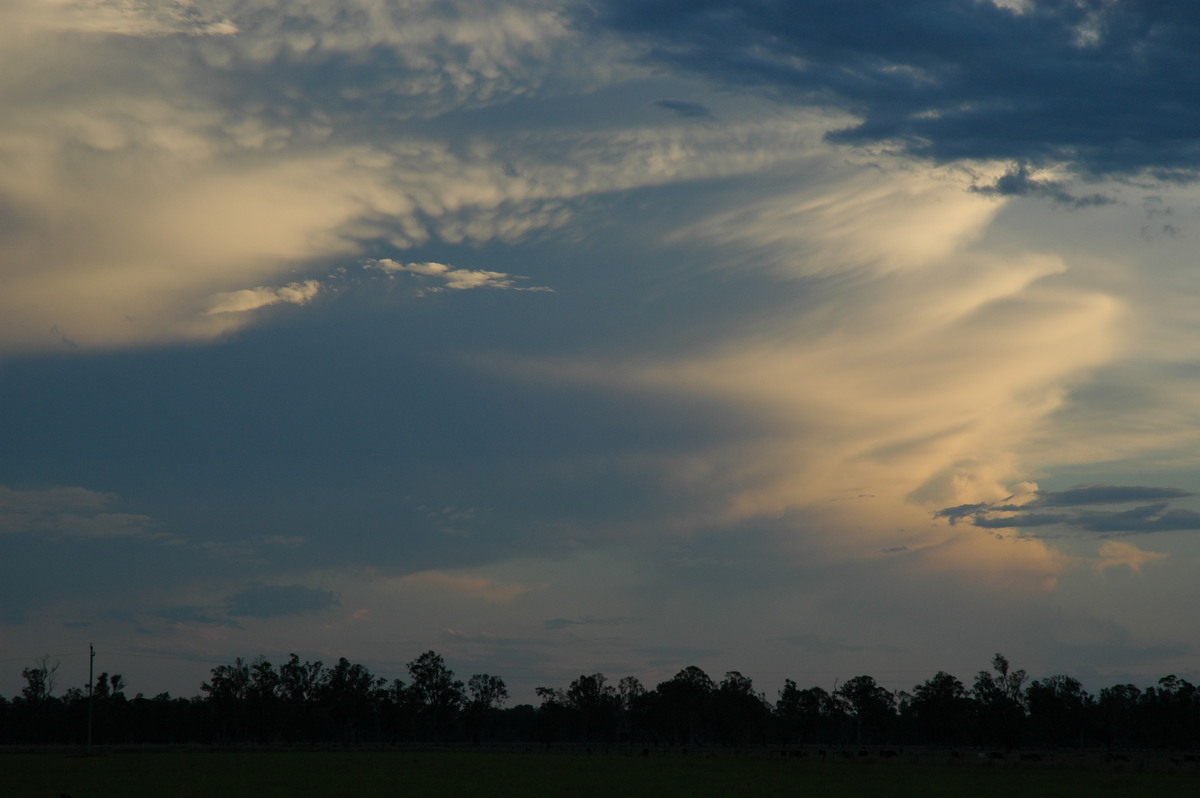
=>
[7,749,1200,798]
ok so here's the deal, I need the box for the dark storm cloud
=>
[936,485,1200,535]
[226,584,339,619]
[1036,485,1195,506]
[590,0,1200,177]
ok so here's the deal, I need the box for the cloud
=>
[543,615,637,630]
[770,633,903,655]
[400,571,533,603]
[0,485,159,540]
[971,164,1114,207]
[195,0,591,116]
[12,0,238,37]
[1036,486,1196,507]
[654,99,713,119]
[155,605,241,628]
[206,279,323,315]
[0,0,590,356]
[365,259,552,293]
[935,485,1200,536]
[226,584,340,618]
[591,0,1200,179]
[536,171,1117,528]
[1093,540,1168,574]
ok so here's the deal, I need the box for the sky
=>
[4,0,1200,704]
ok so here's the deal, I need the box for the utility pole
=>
[87,644,94,753]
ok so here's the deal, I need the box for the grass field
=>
[7,749,1200,798]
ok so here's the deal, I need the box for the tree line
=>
[2,652,1199,750]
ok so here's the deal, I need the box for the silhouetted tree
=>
[1142,675,1200,748]
[277,654,326,741]
[617,676,646,742]
[567,673,621,742]
[406,650,464,741]
[464,674,508,742]
[202,657,252,742]
[20,656,59,703]
[1026,674,1093,748]
[836,675,896,744]
[775,680,840,744]
[971,653,1027,747]
[1096,683,1143,748]
[712,671,770,745]
[17,648,1200,751]
[320,657,385,744]
[648,666,717,744]
[907,671,972,745]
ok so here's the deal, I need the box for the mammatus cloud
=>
[0,486,159,540]
[0,0,837,356]
[936,485,1200,535]
[366,260,552,293]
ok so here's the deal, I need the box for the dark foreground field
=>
[8,749,1200,798]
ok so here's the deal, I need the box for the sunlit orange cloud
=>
[1093,540,1169,574]
[502,165,1122,584]
[0,0,857,356]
